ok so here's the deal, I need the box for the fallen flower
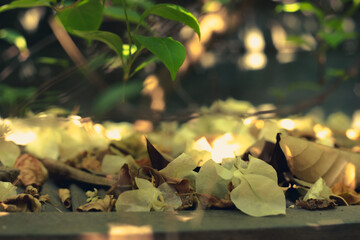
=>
[115,177,182,212]
[196,159,232,199]
[230,155,286,217]
[159,153,197,188]
[303,178,332,201]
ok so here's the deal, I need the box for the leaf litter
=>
[0,99,359,215]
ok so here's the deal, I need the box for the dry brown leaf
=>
[24,185,50,204]
[58,188,71,208]
[107,164,133,198]
[197,193,234,209]
[77,155,102,172]
[25,185,40,198]
[14,154,48,186]
[279,134,360,186]
[295,198,336,210]
[0,193,42,212]
[39,194,50,204]
[332,182,360,205]
[76,195,115,212]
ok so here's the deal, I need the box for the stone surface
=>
[1,206,360,239]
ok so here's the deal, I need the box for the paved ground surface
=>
[1,206,360,240]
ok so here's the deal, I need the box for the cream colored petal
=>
[230,174,286,217]
[196,159,232,199]
[0,181,17,201]
[0,139,20,167]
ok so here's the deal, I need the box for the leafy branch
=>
[0,0,201,84]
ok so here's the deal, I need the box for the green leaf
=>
[0,0,53,13]
[36,57,69,68]
[104,6,148,28]
[287,81,320,92]
[133,35,186,80]
[130,56,159,78]
[276,2,324,21]
[110,0,154,10]
[318,31,357,48]
[56,0,103,32]
[286,35,314,49]
[0,29,28,52]
[73,30,123,58]
[93,81,142,115]
[141,4,200,39]
[0,84,35,105]
[326,68,346,78]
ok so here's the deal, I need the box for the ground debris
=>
[0,193,42,212]
[295,198,336,210]
[77,195,115,212]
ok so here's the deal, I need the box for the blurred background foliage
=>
[0,0,359,122]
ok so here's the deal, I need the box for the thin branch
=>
[40,158,131,189]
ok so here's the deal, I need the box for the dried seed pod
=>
[58,188,71,209]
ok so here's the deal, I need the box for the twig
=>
[0,166,20,183]
[251,55,360,117]
[39,158,119,187]
[48,18,106,90]
[160,55,360,122]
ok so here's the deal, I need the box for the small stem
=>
[316,41,328,85]
[128,46,144,67]
[122,0,133,66]
[56,0,81,12]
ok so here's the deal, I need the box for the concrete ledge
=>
[1,206,360,240]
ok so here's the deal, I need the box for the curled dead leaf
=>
[0,193,42,212]
[107,164,133,198]
[25,185,40,198]
[77,195,115,212]
[279,134,360,187]
[39,194,50,204]
[14,154,48,186]
[76,155,102,172]
[58,188,71,208]
[332,182,360,205]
